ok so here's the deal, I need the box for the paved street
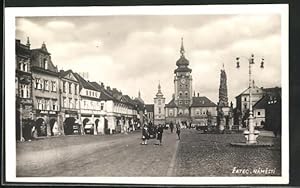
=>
[16,129,281,177]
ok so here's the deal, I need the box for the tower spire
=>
[26,36,30,48]
[180,37,185,56]
[138,90,141,98]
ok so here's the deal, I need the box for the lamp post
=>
[236,54,264,144]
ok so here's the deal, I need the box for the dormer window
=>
[43,59,48,69]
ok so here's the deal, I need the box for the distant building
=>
[145,104,154,124]
[154,82,165,125]
[31,42,61,137]
[190,93,217,126]
[235,85,281,129]
[15,38,33,141]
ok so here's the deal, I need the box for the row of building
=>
[16,38,148,141]
[16,37,282,141]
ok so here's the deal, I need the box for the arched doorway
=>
[83,118,90,126]
[64,117,76,135]
[36,118,46,137]
[95,119,99,133]
[49,118,57,136]
[104,118,109,134]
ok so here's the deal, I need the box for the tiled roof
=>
[89,82,114,100]
[73,73,97,90]
[253,95,268,109]
[165,98,177,108]
[145,104,154,112]
[174,66,192,73]
[191,96,217,107]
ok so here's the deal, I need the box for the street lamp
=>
[235,54,264,144]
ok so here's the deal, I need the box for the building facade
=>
[59,70,81,135]
[31,42,62,137]
[153,83,165,125]
[15,38,33,141]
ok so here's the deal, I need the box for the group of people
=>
[141,122,181,145]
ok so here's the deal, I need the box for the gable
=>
[64,72,78,82]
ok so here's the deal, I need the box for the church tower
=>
[174,38,193,117]
[154,82,166,125]
[218,64,229,107]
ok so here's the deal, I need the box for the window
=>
[20,84,30,98]
[178,109,183,115]
[69,98,72,108]
[158,107,161,114]
[244,97,247,101]
[89,91,91,96]
[244,103,247,109]
[51,81,57,92]
[179,101,182,104]
[44,80,49,91]
[63,97,67,108]
[43,59,48,69]
[257,111,261,116]
[46,100,50,110]
[35,78,43,90]
[52,100,58,111]
[196,110,200,115]
[69,83,72,94]
[37,99,43,110]
[63,81,66,93]
[65,82,69,94]
[86,90,88,95]
[185,109,189,115]
[179,92,183,96]
[185,91,188,96]
[185,101,189,104]
[83,101,87,108]
[18,59,29,72]
[75,99,78,109]
[74,84,78,95]
[100,103,104,110]
[158,99,161,105]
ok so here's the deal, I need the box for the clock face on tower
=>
[180,78,186,84]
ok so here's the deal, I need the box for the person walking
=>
[170,122,174,133]
[156,124,164,145]
[176,123,181,140]
[141,124,149,145]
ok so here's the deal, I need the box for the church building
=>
[165,38,217,126]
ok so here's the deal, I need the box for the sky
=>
[16,14,281,105]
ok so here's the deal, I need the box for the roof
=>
[89,82,114,100]
[176,55,189,66]
[165,98,177,108]
[174,66,192,73]
[145,104,154,112]
[191,96,217,107]
[73,73,97,91]
[253,95,268,110]
[235,86,264,98]
[16,39,30,57]
[263,87,281,96]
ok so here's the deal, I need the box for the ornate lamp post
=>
[236,54,264,144]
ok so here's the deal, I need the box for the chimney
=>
[172,94,175,99]
[106,86,111,91]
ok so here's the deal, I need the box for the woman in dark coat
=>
[156,124,164,145]
[141,125,149,145]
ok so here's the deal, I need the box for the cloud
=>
[15,14,281,105]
